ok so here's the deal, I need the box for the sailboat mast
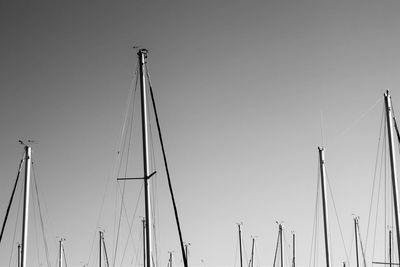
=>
[18,243,21,267]
[168,251,173,267]
[292,233,295,267]
[384,90,400,262]
[20,146,31,267]
[138,48,152,267]
[59,238,64,267]
[318,146,331,267]
[354,217,359,267]
[142,218,146,267]
[250,237,255,267]
[390,229,392,267]
[279,224,284,267]
[238,224,243,267]
[99,231,102,267]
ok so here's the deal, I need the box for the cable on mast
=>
[146,63,188,267]
[0,153,24,244]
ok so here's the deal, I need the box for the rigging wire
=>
[31,187,42,266]
[86,61,139,267]
[146,63,188,267]
[63,244,68,267]
[103,236,110,267]
[316,200,321,267]
[31,184,39,265]
[150,119,160,267]
[365,105,385,252]
[32,163,52,267]
[348,224,354,267]
[132,222,144,267]
[8,168,24,267]
[357,221,367,267]
[114,99,135,267]
[233,226,239,267]
[372,129,386,260]
[242,236,249,267]
[112,63,140,267]
[325,170,350,264]
[283,229,292,266]
[112,181,118,267]
[254,238,261,267]
[113,178,126,267]
[118,184,143,266]
[272,230,279,267]
[145,60,161,267]
[391,101,400,152]
[115,72,144,266]
[329,97,383,146]
[0,154,24,245]
[149,123,160,267]
[103,235,111,267]
[53,241,58,267]
[309,155,320,267]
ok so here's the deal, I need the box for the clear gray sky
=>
[1,0,400,266]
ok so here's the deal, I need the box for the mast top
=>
[137,48,149,57]
[318,146,324,152]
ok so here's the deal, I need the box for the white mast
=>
[20,146,31,267]
[384,90,400,262]
[138,48,152,267]
[318,146,331,267]
[58,238,65,267]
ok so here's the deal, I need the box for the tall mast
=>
[292,232,295,267]
[238,223,243,267]
[385,90,400,262]
[272,224,280,267]
[99,231,102,267]
[184,243,190,266]
[138,48,152,267]
[318,146,331,267]
[142,218,146,267]
[390,229,392,267]
[354,217,359,267]
[168,252,173,267]
[20,146,31,267]
[279,224,284,267]
[18,243,21,267]
[250,237,255,267]
[58,238,65,267]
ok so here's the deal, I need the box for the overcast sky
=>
[1,0,400,266]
